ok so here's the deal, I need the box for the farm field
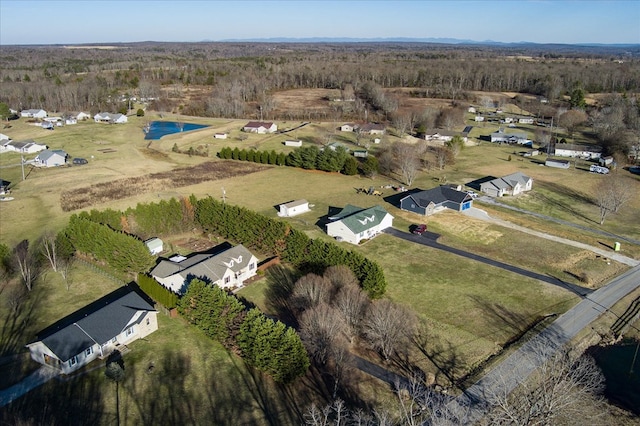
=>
[1,109,639,421]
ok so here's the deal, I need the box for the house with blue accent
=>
[400,186,473,216]
[26,286,158,375]
[326,205,393,245]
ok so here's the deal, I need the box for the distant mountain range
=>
[215,36,639,48]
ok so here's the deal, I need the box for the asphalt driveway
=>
[384,228,592,296]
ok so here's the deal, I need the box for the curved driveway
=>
[384,228,592,296]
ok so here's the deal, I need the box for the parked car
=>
[73,157,88,165]
[466,190,479,198]
[412,224,427,235]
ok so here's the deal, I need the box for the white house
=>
[26,286,158,375]
[480,172,533,197]
[144,237,164,255]
[423,129,469,144]
[213,133,228,139]
[20,109,47,119]
[0,133,10,142]
[340,123,356,132]
[34,149,67,167]
[326,205,394,245]
[519,118,535,124]
[75,112,91,121]
[1,140,47,154]
[599,156,614,166]
[358,123,386,135]
[474,115,485,122]
[284,140,302,147]
[553,143,602,160]
[278,199,310,217]
[242,121,277,134]
[94,112,128,124]
[150,244,258,294]
[490,129,530,144]
[468,106,477,113]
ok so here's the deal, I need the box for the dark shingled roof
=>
[33,286,155,362]
[401,186,471,207]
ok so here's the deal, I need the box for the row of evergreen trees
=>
[218,147,287,165]
[178,279,309,383]
[138,273,179,309]
[217,145,381,177]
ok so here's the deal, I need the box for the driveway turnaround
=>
[384,228,592,296]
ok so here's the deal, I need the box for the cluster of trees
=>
[217,146,287,165]
[195,197,387,298]
[178,278,309,383]
[1,42,637,120]
[265,265,416,399]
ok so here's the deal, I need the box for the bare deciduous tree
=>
[363,299,417,361]
[323,265,359,292]
[40,231,59,272]
[333,284,369,341]
[13,240,39,292]
[291,273,332,313]
[300,303,348,365]
[594,173,634,224]
[558,109,588,138]
[486,344,607,426]
[394,142,420,186]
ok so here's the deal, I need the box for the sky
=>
[1,0,639,45]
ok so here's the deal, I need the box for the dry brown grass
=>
[60,161,268,211]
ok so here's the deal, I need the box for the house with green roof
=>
[326,204,393,245]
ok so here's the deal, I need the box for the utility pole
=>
[21,154,25,181]
[221,187,226,204]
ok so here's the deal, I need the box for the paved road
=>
[384,228,592,296]
[463,206,639,267]
[477,196,640,246]
[448,264,640,424]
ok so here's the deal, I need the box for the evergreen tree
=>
[342,155,359,175]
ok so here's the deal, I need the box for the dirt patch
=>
[60,161,269,211]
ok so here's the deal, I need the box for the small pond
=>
[143,121,209,140]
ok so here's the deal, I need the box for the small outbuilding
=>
[278,199,310,217]
[213,133,228,139]
[144,237,164,255]
[284,140,302,147]
[545,159,571,169]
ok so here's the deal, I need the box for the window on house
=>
[111,337,117,343]
[224,276,230,284]
[249,263,255,270]
[125,326,135,337]
[146,318,150,326]
[69,355,78,367]
[85,347,93,357]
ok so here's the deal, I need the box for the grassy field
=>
[1,112,639,421]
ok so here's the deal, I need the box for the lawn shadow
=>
[412,321,465,389]
[534,181,597,224]
[0,283,44,356]
[598,241,614,250]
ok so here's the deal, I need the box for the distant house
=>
[242,121,277,134]
[1,139,47,154]
[41,121,54,130]
[94,112,128,124]
[358,123,386,135]
[400,186,473,216]
[284,140,302,147]
[480,172,533,197]
[490,129,530,144]
[65,117,77,125]
[545,159,571,169]
[468,106,477,113]
[34,149,67,167]
[326,205,393,245]
[213,132,228,139]
[474,115,485,122]
[340,123,356,132]
[0,133,10,142]
[20,109,47,119]
[326,141,349,152]
[523,149,540,157]
[278,199,310,217]
[75,112,91,121]
[353,149,368,158]
[150,244,258,294]
[553,143,602,159]
[519,118,535,124]
[423,129,469,144]
[26,286,158,375]
[599,156,614,166]
[144,237,164,255]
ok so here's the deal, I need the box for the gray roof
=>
[501,171,532,187]
[401,186,471,207]
[34,287,155,362]
[36,149,67,162]
[281,199,308,209]
[554,143,602,153]
[150,244,255,282]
